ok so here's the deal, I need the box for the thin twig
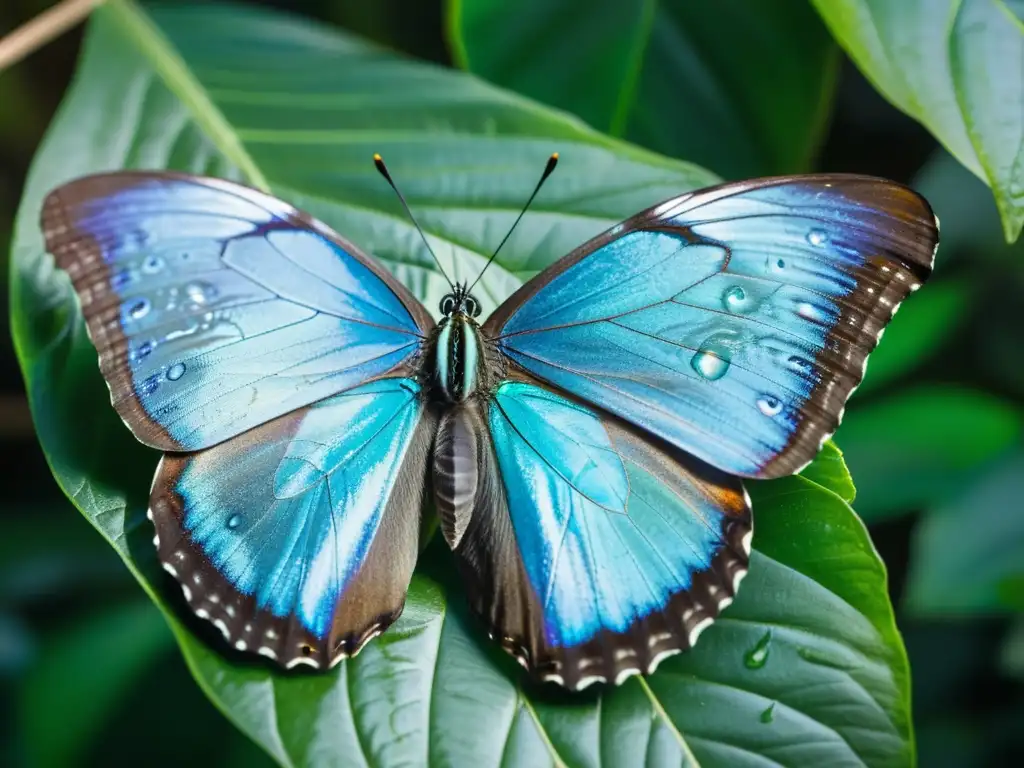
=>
[0,0,104,73]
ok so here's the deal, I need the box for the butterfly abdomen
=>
[433,313,490,402]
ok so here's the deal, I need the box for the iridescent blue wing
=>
[42,171,433,452]
[151,378,435,668]
[434,380,750,689]
[483,175,939,478]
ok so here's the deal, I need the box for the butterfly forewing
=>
[41,171,433,452]
[485,174,939,479]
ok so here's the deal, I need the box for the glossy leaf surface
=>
[448,0,838,179]
[835,387,1022,522]
[810,0,1024,242]
[905,452,1024,615]
[10,3,912,765]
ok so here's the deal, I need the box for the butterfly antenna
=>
[374,153,455,290]
[467,152,559,295]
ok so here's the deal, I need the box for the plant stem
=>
[0,0,104,73]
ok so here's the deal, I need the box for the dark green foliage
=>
[2,0,1022,766]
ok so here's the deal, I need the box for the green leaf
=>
[905,452,1024,615]
[800,440,857,504]
[19,600,175,768]
[835,386,1022,522]
[810,0,1024,243]
[1007,0,1024,27]
[447,0,838,178]
[11,2,911,765]
[854,280,974,397]
[913,149,1023,264]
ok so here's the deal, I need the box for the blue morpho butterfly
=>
[41,153,938,690]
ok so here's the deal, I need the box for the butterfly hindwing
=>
[150,377,435,669]
[435,378,751,689]
[42,171,433,452]
[484,175,939,479]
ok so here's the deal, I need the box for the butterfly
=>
[41,154,938,690]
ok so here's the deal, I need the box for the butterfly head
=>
[439,283,481,318]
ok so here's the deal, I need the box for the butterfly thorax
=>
[430,288,500,403]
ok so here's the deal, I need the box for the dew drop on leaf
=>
[744,629,772,669]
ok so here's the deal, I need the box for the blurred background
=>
[1,0,1022,766]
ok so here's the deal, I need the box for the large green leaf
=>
[10,2,912,765]
[810,0,1024,243]
[447,0,838,179]
[905,452,1024,615]
[835,386,1022,522]
[913,149,1023,264]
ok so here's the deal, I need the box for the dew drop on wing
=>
[787,355,815,376]
[142,255,164,274]
[186,281,216,305]
[807,228,828,247]
[111,268,133,290]
[723,285,754,313]
[132,340,154,363]
[796,301,821,321]
[757,396,782,417]
[166,363,186,381]
[227,514,242,530]
[691,343,731,381]
[126,299,150,321]
[140,374,161,396]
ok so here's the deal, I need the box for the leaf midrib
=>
[107,0,270,191]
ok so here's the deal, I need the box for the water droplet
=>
[797,647,852,670]
[744,630,772,669]
[166,363,186,381]
[807,229,828,247]
[142,255,164,273]
[760,703,776,724]
[185,281,214,305]
[127,299,150,320]
[788,355,814,375]
[757,396,782,416]
[227,514,242,530]
[691,343,731,381]
[132,340,154,362]
[111,269,133,290]
[797,302,820,321]
[723,285,754,313]
[776,258,786,269]
[140,374,161,396]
